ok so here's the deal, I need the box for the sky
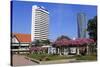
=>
[11,1,97,41]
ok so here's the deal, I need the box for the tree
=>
[32,40,41,46]
[87,16,97,41]
[41,39,51,45]
[56,35,71,41]
[87,16,97,54]
[31,39,51,46]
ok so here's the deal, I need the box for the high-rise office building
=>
[77,13,87,38]
[31,5,49,41]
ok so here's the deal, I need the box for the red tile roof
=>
[13,33,31,43]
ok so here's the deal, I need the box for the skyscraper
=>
[77,13,87,38]
[31,5,49,41]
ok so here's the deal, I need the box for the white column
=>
[77,47,80,55]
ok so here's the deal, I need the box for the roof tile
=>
[13,33,31,43]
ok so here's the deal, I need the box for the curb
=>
[40,59,76,64]
[25,57,77,64]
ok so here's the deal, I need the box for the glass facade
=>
[77,13,87,38]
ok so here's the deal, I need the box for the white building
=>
[31,5,49,41]
[11,33,31,54]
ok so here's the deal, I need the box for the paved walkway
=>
[12,54,38,66]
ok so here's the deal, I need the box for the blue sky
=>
[11,1,97,41]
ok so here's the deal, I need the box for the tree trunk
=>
[86,44,89,55]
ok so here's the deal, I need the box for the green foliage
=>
[27,53,97,61]
[27,53,74,61]
[57,35,71,41]
[41,39,51,45]
[32,40,41,46]
[76,55,97,60]
[32,39,50,46]
[87,16,97,41]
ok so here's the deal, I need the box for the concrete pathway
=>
[12,54,38,66]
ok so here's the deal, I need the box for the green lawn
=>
[27,53,97,61]
[76,55,97,60]
[27,53,75,61]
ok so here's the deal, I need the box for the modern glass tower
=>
[31,5,49,41]
[77,13,87,38]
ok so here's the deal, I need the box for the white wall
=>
[12,36,19,43]
[20,43,30,46]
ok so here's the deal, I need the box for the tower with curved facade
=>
[77,13,87,38]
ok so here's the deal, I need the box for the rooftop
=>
[12,33,31,43]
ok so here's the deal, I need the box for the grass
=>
[76,54,97,60]
[27,53,75,61]
[27,53,97,61]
